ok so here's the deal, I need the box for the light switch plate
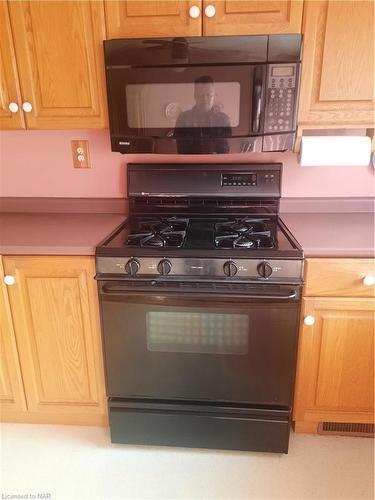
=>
[71,140,90,168]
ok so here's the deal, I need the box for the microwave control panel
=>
[264,63,298,134]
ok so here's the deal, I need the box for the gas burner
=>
[215,218,267,235]
[215,232,275,249]
[135,217,189,233]
[127,231,186,248]
[143,231,186,248]
[233,235,256,248]
[215,218,274,249]
[127,217,188,248]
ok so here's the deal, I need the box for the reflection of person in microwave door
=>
[173,76,232,153]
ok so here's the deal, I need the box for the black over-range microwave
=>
[104,34,302,154]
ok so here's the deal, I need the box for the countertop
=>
[281,212,374,258]
[0,210,374,258]
[0,213,125,255]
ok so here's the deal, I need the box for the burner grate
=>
[214,218,275,249]
[127,217,189,248]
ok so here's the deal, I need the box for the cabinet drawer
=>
[304,259,375,297]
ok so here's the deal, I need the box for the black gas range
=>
[96,163,303,453]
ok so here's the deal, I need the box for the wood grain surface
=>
[298,0,375,128]
[0,2,25,130]
[2,256,107,426]
[105,0,202,38]
[203,0,303,35]
[8,0,108,129]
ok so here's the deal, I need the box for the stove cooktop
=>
[97,215,302,259]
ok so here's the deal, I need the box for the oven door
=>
[106,64,265,153]
[98,281,301,407]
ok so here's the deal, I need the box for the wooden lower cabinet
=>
[0,256,107,426]
[294,297,375,433]
[0,259,27,416]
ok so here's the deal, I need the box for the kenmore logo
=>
[119,141,130,146]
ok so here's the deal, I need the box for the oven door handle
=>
[100,285,298,301]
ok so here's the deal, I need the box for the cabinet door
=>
[294,297,375,424]
[105,0,202,38]
[298,0,375,128]
[0,2,25,130]
[8,1,107,129]
[0,258,27,417]
[3,256,107,425]
[203,0,303,36]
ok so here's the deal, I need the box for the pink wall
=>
[1,129,374,198]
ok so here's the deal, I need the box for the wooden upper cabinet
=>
[2,256,107,425]
[203,0,303,36]
[105,1,202,38]
[0,2,25,130]
[0,258,27,417]
[298,0,375,128]
[294,297,375,423]
[7,1,107,129]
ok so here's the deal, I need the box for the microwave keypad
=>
[267,87,295,132]
[265,65,297,134]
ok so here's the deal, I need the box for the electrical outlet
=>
[71,140,90,168]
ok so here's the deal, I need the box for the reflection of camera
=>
[165,102,182,121]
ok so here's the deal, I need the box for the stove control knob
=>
[257,261,273,279]
[223,261,238,277]
[157,259,172,276]
[125,258,140,276]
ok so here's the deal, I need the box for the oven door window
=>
[107,65,261,139]
[146,311,249,354]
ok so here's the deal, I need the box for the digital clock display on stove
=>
[222,173,257,186]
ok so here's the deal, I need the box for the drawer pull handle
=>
[4,275,16,286]
[363,275,375,286]
[303,315,315,326]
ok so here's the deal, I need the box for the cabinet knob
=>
[303,315,315,326]
[4,275,16,286]
[22,102,33,113]
[204,4,216,17]
[363,275,375,286]
[189,5,201,18]
[8,102,19,113]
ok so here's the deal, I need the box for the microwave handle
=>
[252,66,263,134]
